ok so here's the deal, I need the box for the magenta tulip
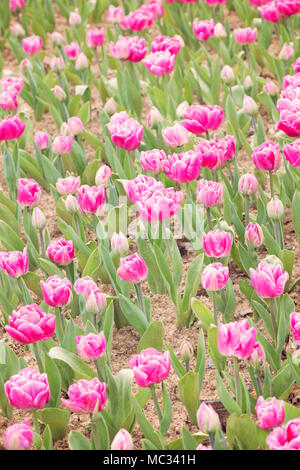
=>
[62,378,107,413]
[5,367,50,409]
[129,348,171,387]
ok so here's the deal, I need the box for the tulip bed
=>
[1,0,300,453]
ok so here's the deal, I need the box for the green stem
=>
[270,298,278,346]
[274,220,281,247]
[212,291,218,326]
[251,115,257,135]
[150,384,162,422]
[245,194,250,227]
[137,282,146,317]
[39,229,45,258]
[269,172,274,198]
[90,414,101,450]
[94,359,104,382]
[206,207,213,230]
[59,307,65,335]
[185,360,190,372]
[32,409,40,436]
[74,213,80,237]
[32,342,44,373]
[233,357,242,409]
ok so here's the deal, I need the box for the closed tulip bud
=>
[263,255,283,267]
[51,32,65,46]
[75,52,88,71]
[238,173,258,195]
[64,194,79,214]
[221,65,234,84]
[243,95,257,115]
[111,232,129,255]
[4,419,33,450]
[176,101,189,119]
[69,12,81,26]
[214,22,226,38]
[53,85,66,102]
[32,207,46,230]
[20,58,32,72]
[292,350,300,367]
[244,75,253,90]
[197,402,221,435]
[11,23,25,38]
[264,80,279,96]
[111,429,133,450]
[147,107,163,129]
[279,43,294,61]
[104,98,117,116]
[86,289,107,315]
[67,117,83,136]
[179,340,193,363]
[60,122,69,136]
[50,56,64,72]
[267,198,284,220]
[245,223,264,248]
[95,165,111,186]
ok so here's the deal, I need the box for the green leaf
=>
[178,371,200,425]
[131,395,165,450]
[44,354,61,408]
[191,297,214,330]
[226,414,260,450]
[36,408,70,441]
[118,294,149,336]
[137,321,164,353]
[160,382,172,437]
[181,426,198,450]
[48,347,97,380]
[216,372,242,415]
[43,425,53,450]
[207,325,226,373]
[69,431,92,450]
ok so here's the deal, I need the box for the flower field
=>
[0,0,300,452]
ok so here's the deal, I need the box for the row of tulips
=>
[1,0,300,452]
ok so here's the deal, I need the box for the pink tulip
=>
[293,58,300,74]
[110,36,131,60]
[234,27,257,44]
[206,0,226,4]
[46,237,74,266]
[0,92,18,111]
[74,276,97,299]
[279,43,294,61]
[107,5,124,23]
[218,319,257,359]
[245,223,264,248]
[290,312,300,345]
[283,140,300,167]
[9,0,25,10]
[111,429,133,450]
[202,230,232,258]
[255,396,285,430]
[142,51,176,76]
[17,178,40,208]
[117,253,148,283]
[121,10,153,32]
[51,32,65,46]
[0,248,29,278]
[194,140,226,172]
[162,151,201,182]
[1,76,23,95]
[238,173,258,194]
[67,117,83,136]
[85,289,107,315]
[40,275,72,307]
[140,149,166,174]
[69,12,81,25]
[276,109,300,137]
[6,304,56,344]
[274,0,300,17]
[151,35,183,55]
[111,232,129,255]
[196,444,213,450]
[4,419,33,450]
[201,262,229,291]
[147,107,163,129]
[56,176,80,195]
[264,80,280,96]
[249,261,289,298]
[11,23,25,37]
[243,95,258,115]
[136,186,184,221]
[22,35,43,55]
[252,141,281,173]
[76,332,106,362]
[181,105,224,135]
[75,53,88,71]
[104,98,117,115]
[108,112,143,151]
[50,56,64,72]
[129,348,171,387]
[5,367,50,409]
[95,165,112,186]
[193,19,215,41]
[34,131,49,150]
[267,417,300,450]
[32,207,46,230]
[62,378,107,413]
[77,184,106,214]
[110,36,147,63]
[64,42,81,60]
[121,175,164,204]
[162,123,190,147]
[196,179,223,207]
[267,198,284,220]
[0,115,25,141]
[258,2,280,22]
[250,342,265,364]
[52,135,73,154]
[141,0,164,19]
[249,0,272,5]
[197,402,221,434]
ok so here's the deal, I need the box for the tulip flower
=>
[56,176,81,195]
[17,178,41,208]
[267,417,300,450]
[202,230,232,259]
[111,429,133,450]
[5,367,50,410]
[4,419,33,450]
[74,276,97,299]
[62,378,107,413]
[76,332,106,362]
[255,396,285,430]
[197,402,221,435]
[46,237,74,266]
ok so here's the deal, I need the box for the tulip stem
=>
[94,359,104,382]
[59,307,66,335]
[212,291,218,325]
[32,409,40,436]
[137,282,146,317]
[269,172,274,198]
[90,414,102,450]
[274,220,281,247]
[245,194,250,227]
[251,116,257,135]
[233,357,242,409]
[74,213,80,237]
[32,342,44,373]
[270,298,278,346]
[206,207,213,230]
[39,229,45,258]
[150,384,162,423]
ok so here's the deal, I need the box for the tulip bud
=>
[60,122,69,136]
[32,207,46,230]
[11,23,25,38]
[176,101,189,119]
[264,80,279,96]
[69,12,82,26]
[53,85,66,101]
[64,194,79,214]
[147,107,163,129]
[244,75,253,90]
[104,98,117,116]
[279,43,294,61]
[197,402,221,435]
[111,429,133,451]
[245,223,264,248]
[214,22,226,38]
[95,165,112,186]
[75,52,88,71]
[267,198,284,220]
[292,350,300,367]
[262,255,283,267]
[238,173,258,195]
[253,18,262,28]
[51,32,65,46]
[4,419,33,450]
[86,289,107,315]
[221,65,234,84]
[179,339,193,364]
[20,58,32,72]
[67,116,83,136]
[51,56,64,72]
[243,95,257,115]
[111,232,129,256]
